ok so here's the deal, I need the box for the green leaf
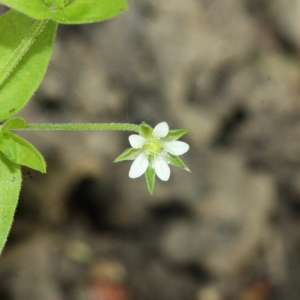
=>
[114,147,140,162]
[0,0,129,24]
[0,1,50,19]
[145,166,155,195]
[0,117,27,133]
[164,129,189,141]
[0,10,57,121]
[0,153,22,254]
[139,122,153,139]
[168,154,191,172]
[0,132,46,173]
[47,0,129,24]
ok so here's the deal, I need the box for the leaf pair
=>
[0,117,46,255]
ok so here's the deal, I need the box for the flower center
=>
[144,139,162,154]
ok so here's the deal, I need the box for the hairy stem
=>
[20,123,140,132]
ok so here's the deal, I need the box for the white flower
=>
[127,122,189,181]
[115,121,190,194]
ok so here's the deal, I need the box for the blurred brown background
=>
[1,0,300,299]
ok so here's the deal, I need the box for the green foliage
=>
[0,10,57,120]
[0,0,128,24]
[0,1,129,255]
[0,153,21,255]
[0,117,26,131]
[0,118,44,255]
[0,132,46,173]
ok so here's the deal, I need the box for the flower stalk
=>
[19,123,140,132]
[7,117,190,194]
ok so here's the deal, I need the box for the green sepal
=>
[114,148,141,162]
[168,153,191,172]
[0,118,27,133]
[0,153,22,254]
[145,166,155,195]
[0,132,46,173]
[164,129,189,141]
[0,0,129,24]
[139,122,153,139]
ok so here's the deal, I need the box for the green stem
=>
[0,19,49,87]
[20,123,140,132]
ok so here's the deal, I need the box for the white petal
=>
[153,155,170,181]
[153,122,169,138]
[129,135,146,149]
[129,152,149,178]
[163,141,189,155]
